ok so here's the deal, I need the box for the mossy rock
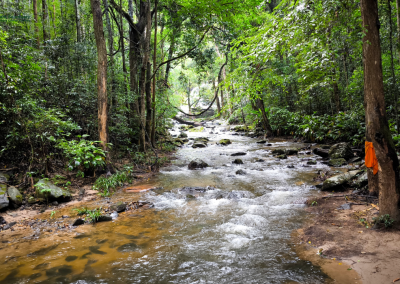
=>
[0,184,9,210]
[278,154,288,159]
[174,138,185,145]
[321,170,361,191]
[7,186,23,205]
[329,142,353,160]
[272,149,285,155]
[219,139,232,146]
[35,179,72,202]
[189,126,204,132]
[307,160,317,165]
[285,148,299,155]
[0,173,10,183]
[328,158,347,167]
[178,132,188,138]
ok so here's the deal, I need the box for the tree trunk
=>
[90,0,110,163]
[396,0,400,64]
[42,0,49,45]
[256,97,273,137]
[52,0,57,37]
[214,78,221,114]
[361,0,400,219]
[388,0,399,134]
[146,61,152,142]
[33,0,40,48]
[75,0,81,42]
[187,80,192,115]
[151,0,158,147]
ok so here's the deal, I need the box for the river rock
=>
[232,159,243,164]
[174,138,185,145]
[71,218,85,226]
[188,159,209,170]
[194,137,209,143]
[353,171,367,187]
[257,140,267,144]
[0,184,9,210]
[328,158,347,167]
[235,169,246,175]
[313,148,329,158]
[231,152,247,156]
[307,160,317,165]
[348,157,362,163]
[0,173,9,183]
[35,179,71,202]
[329,142,354,160]
[192,143,207,148]
[271,149,285,155]
[0,216,6,225]
[285,149,298,155]
[321,170,362,191]
[278,154,287,159]
[97,216,113,222]
[110,202,126,213]
[7,186,22,206]
[233,125,247,132]
[219,139,232,146]
[178,132,188,138]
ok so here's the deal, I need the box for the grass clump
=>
[93,170,133,197]
[373,214,395,228]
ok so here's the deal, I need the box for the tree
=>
[361,0,400,219]
[90,0,110,165]
[42,0,49,45]
[33,0,40,48]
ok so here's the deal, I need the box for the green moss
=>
[16,195,23,202]
[189,126,204,132]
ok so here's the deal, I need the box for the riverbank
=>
[297,190,400,284]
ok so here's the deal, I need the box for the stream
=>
[0,120,348,284]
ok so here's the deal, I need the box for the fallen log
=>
[173,116,202,126]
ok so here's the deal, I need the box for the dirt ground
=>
[297,190,400,284]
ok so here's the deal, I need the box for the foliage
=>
[373,214,395,228]
[85,208,103,224]
[73,207,91,216]
[93,170,133,196]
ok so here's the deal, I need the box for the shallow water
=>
[0,121,347,284]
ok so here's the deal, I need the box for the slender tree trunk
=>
[187,80,192,115]
[145,61,152,141]
[90,0,110,164]
[361,0,400,219]
[256,97,273,137]
[75,0,81,42]
[388,0,399,134]
[396,0,400,64]
[52,1,57,37]
[165,28,176,83]
[151,0,158,147]
[33,0,40,48]
[332,81,341,113]
[42,0,49,45]
[214,78,221,114]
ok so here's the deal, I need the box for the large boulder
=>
[0,184,9,210]
[353,171,368,187]
[188,158,209,170]
[7,186,22,206]
[321,170,361,191]
[35,179,72,202]
[329,142,354,160]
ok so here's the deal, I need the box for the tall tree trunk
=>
[220,65,226,115]
[33,0,40,48]
[214,78,221,114]
[52,0,57,37]
[42,0,49,45]
[332,81,341,113]
[151,0,158,147]
[187,80,192,115]
[146,61,152,141]
[396,0,400,64]
[256,97,273,137]
[361,0,400,219]
[90,0,110,164]
[388,0,399,134]
[75,0,81,42]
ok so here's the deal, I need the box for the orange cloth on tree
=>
[365,141,379,175]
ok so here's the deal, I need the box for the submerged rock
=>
[277,154,288,159]
[232,159,244,164]
[35,179,71,202]
[306,160,317,165]
[231,152,247,156]
[328,158,347,167]
[235,169,246,175]
[285,149,298,155]
[0,184,9,210]
[329,142,354,160]
[71,218,85,226]
[110,202,126,213]
[271,149,285,155]
[7,186,22,206]
[188,158,209,170]
[178,132,188,138]
[192,143,207,148]
[219,139,232,146]
[321,170,361,191]
[256,140,267,144]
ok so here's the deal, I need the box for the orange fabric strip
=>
[365,141,379,175]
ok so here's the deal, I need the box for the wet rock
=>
[52,201,58,206]
[348,156,362,163]
[329,142,354,160]
[0,184,9,210]
[65,256,78,262]
[232,159,244,165]
[321,170,362,191]
[287,165,295,169]
[233,125,247,132]
[231,152,247,156]
[266,143,273,146]
[28,244,59,257]
[277,154,288,159]
[307,160,317,165]
[117,242,140,252]
[181,138,189,143]
[194,137,209,143]
[174,138,185,145]
[255,158,265,162]
[7,186,22,206]
[97,215,113,222]
[353,171,367,187]
[218,139,232,146]
[178,132,188,138]
[188,158,209,170]
[2,221,16,230]
[285,149,298,155]
[328,158,347,167]
[71,218,85,226]
[0,216,6,225]
[320,145,331,150]
[257,140,267,144]
[0,172,9,183]
[186,194,196,199]
[313,148,329,158]
[271,149,285,155]
[35,179,71,202]
[192,143,207,148]
[110,202,126,213]
[45,265,73,277]
[235,169,246,175]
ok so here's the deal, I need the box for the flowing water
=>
[0,121,347,284]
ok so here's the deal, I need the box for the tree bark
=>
[361,0,400,219]
[146,61,152,141]
[42,0,49,45]
[75,0,81,42]
[256,97,273,137]
[90,0,110,163]
[388,0,399,134]
[33,0,41,48]
[396,0,400,64]
[214,78,221,114]
[151,0,158,147]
